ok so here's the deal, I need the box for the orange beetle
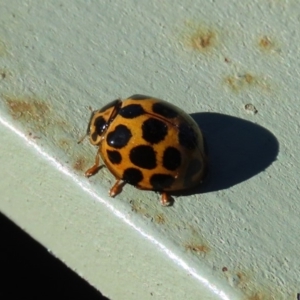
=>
[83,94,207,206]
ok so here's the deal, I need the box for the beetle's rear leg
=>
[161,192,173,206]
[109,180,126,197]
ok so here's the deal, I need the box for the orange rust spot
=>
[190,30,216,51]
[235,271,250,290]
[244,73,254,84]
[154,213,166,224]
[247,293,264,300]
[225,76,236,89]
[130,200,147,215]
[182,22,218,52]
[184,243,210,254]
[3,95,50,121]
[59,138,71,151]
[237,271,246,281]
[0,70,7,79]
[258,36,274,51]
[0,68,12,79]
[224,73,259,91]
[227,73,270,92]
[73,156,87,172]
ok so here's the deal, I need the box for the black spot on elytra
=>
[123,168,143,185]
[94,116,107,135]
[107,125,132,149]
[119,104,145,118]
[184,158,202,187]
[142,118,168,144]
[178,123,197,150]
[163,147,182,171]
[99,99,121,112]
[152,102,178,119]
[130,145,157,169]
[129,94,150,100]
[91,131,98,142]
[150,174,175,190]
[107,150,122,164]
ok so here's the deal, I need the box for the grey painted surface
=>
[0,1,299,299]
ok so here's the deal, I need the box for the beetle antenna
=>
[77,134,87,144]
[78,106,94,144]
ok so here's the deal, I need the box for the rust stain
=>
[58,138,71,151]
[236,271,248,287]
[244,73,254,84]
[247,293,265,300]
[73,156,87,172]
[190,29,216,51]
[184,242,210,254]
[130,200,147,215]
[235,271,278,300]
[224,73,269,92]
[225,73,255,91]
[129,200,166,222]
[0,69,11,79]
[223,267,283,299]
[154,213,166,224]
[223,269,249,290]
[2,94,75,142]
[3,95,50,121]
[182,225,211,255]
[182,21,218,52]
[2,94,84,164]
[258,36,277,53]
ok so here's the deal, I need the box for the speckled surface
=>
[0,1,299,299]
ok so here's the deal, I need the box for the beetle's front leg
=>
[85,149,103,177]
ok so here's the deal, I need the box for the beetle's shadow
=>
[174,112,279,196]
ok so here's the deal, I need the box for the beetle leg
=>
[109,180,126,197]
[85,149,102,177]
[161,192,173,206]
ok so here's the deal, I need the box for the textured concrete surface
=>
[0,1,299,299]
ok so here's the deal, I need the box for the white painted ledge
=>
[0,1,299,299]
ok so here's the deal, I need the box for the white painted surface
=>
[0,1,299,299]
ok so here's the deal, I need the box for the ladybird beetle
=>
[83,94,207,206]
